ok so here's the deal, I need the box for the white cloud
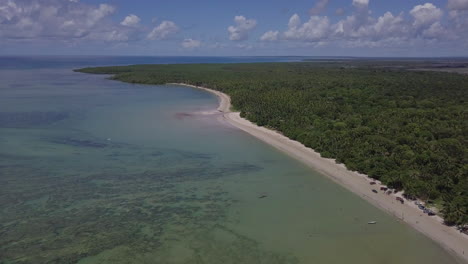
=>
[227,15,257,41]
[410,3,443,28]
[353,0,369,7]
[309,0,329,15]
[181,38,201,49]
[0,0,138,42]
[210,42,228,49]
[371,12,407,38]
[335,8,346,16]
[264,1,463,49]
[86,4,115,26]
[100,30,130,42]
[1,0,466,53]
[288,14,301,28]
[422,22,445,38]
[236,43,253,50]
[0,0,185,44]
[284,14,331,42]
[147,20,179,40]
[449,8,468,31]
[121,14,140,27]
[448,0,468,10]
[260,30,279,41]
[334,11,406,40]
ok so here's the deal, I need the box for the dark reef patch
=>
[0,144,267,263]
[0,111,69,128]
[47,137,109,148]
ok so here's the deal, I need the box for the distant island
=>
[76,61,467,229]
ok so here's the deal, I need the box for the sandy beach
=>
[172,83,468,263]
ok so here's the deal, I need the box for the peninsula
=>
[76,61,468,261]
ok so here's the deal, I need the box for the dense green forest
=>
[76,62,468,227]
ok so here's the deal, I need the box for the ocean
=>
[0,56,461,263]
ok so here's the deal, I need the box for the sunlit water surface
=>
[0,58,462,264]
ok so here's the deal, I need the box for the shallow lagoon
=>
[0,65,463,263]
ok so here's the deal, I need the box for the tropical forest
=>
[77,62,468,227]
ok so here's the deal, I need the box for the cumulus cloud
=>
[2,0,467,53]
[236,43,253,50]
[284,14,331,41]
[422,21,445,38]
[260,30,279,41]
[147,20,179,40]
[0,0,163,44]
[335,8,346,16]
[309,0,329,15]
[410,3,443,28]
[288,14,301,28]
[336,11,407,40]
[209,42,228,49]
[121,14,140,27]
[353,0,369,8]
[264,2,461,49]
[0,0,120,40]
[227,15,257,41]
[0,0,183,45]
[448,3,468,32]
[98,30,130,42]
[181,38,201,49]
[448,0,468,10]
[372,12,407,38]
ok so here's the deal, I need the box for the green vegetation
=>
[76,62,468,227]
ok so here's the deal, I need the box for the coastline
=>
[171,83,468,263]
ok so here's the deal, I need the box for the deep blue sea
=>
[0,56,304,70]
[0,56,462,264]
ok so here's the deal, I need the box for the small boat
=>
[368,221,377,224]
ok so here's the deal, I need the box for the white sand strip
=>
[171,83,468,263]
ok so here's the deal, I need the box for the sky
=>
[1,0,468,57]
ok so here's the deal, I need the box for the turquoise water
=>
[0,63,463,263]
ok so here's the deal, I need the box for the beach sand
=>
[172,83,468,263]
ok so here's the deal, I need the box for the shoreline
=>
[171,83,468,263]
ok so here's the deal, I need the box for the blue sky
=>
[1,0,467,56]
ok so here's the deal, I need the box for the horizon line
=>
[1,55,468,59]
